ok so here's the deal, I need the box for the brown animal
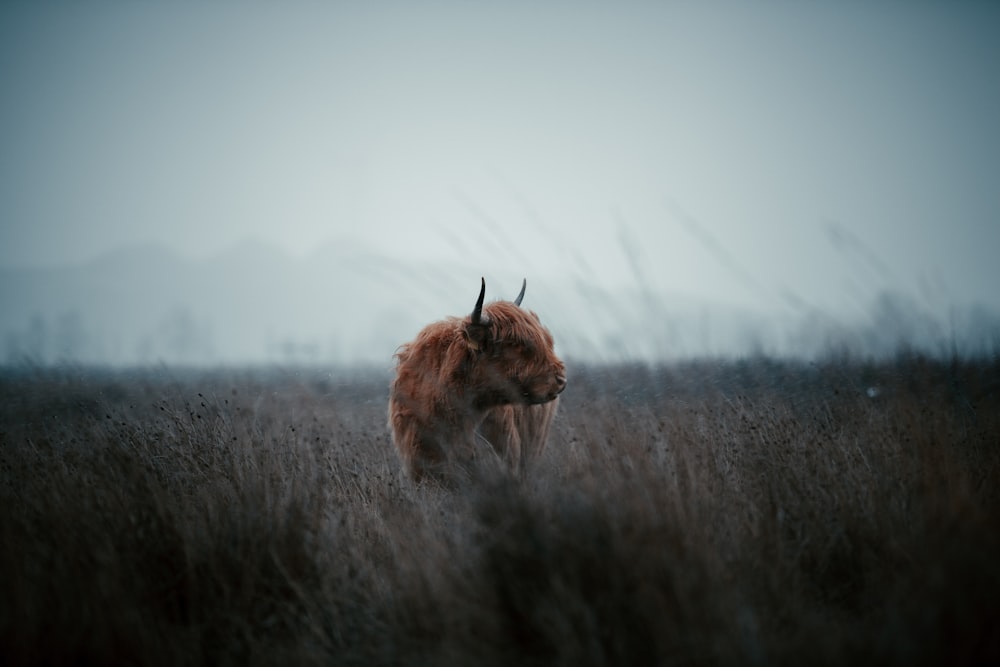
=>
[388,278,566,483]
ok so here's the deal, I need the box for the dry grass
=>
[1,355,998,665]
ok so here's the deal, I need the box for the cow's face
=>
[492,311,566,404]
[465,300,566,408]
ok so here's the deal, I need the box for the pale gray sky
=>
[2,1,999,321]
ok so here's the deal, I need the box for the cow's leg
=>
[477,405,522,474]
[514,398,559,475]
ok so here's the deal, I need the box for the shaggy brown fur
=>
[388,280,566,483]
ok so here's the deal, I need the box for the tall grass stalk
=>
[2,358,998,665]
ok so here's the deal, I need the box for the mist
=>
[2,1,999,366]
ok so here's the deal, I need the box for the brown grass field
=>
[1,355,999,665]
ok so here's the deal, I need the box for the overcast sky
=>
[2,1,998,321]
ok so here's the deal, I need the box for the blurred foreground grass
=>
[1,355,998,665]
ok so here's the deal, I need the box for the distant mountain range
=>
[1,239,469,365]
[2,240,997,365]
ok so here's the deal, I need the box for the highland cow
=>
[388,278,566,483]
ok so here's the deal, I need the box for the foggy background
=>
[2,1,998,366]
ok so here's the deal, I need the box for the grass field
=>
[2,355,998,665]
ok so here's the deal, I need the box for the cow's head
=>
[463,278,566,407]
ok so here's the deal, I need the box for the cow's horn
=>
[513,278,526,307]
[471,277,486,324]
